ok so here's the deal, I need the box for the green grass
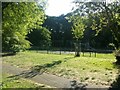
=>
[84,53,114,58]
[47,56,118,86]
[2,73,51,89]
[2,51,72,69]
[2,51,119,86]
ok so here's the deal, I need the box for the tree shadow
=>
[2,52,16,57]
[7,57,74,79]
[3,56,88,89]
[109,63,120,89]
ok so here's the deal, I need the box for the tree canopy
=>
[2,2,46,52]
[70,15,85,41]
[27,27,51,49]
[72,1,120,50]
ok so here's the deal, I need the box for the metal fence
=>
[30,41,114,57]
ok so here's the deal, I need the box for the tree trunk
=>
[76,50,80,57]
[75,41,80,57]
[116,56,120,65]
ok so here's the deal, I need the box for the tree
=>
[27,27,51,49]
[70,15,85,57]
[72,1,120,50]
[91,2,120,50]
[72,0,120,63]
[43,15,72,48]
[2,2,46,53]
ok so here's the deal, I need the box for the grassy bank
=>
[2,73,51,89]
[2,51,119,86]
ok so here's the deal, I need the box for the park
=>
[1,0,120,89]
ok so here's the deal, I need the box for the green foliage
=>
[70,15,85,41]
[43,15,72,48]
[28,27,51,49]
[114,48,120,56]
[72,1,120,49]
[68,15,86,56]
[44,14,113,49]
[2,2,45,52]
[94,3,120,49]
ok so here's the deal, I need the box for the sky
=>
[45,0,113,16]
[45,0,74,16]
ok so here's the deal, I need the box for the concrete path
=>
[2,63,74,88]
[2,62,110,89]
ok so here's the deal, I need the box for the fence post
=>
[95,51,96,57]
[47,50,48,54]
[59,40,61,55]
[89,51,91,57]
[47,48,49,54]
[60,49,61,55]
[82,46,84,56]
[83,50,84,56]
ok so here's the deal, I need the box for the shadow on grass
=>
[2,52,16,57]
[8,57,74,79]
[109,63,120,89]
[3,56,87,89]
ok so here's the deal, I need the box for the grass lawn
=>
[2,51,119,86]
[2,73,51,89]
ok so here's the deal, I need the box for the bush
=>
[27,27,51,49]
[115,49,120,64]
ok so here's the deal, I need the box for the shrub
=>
[114,49,120,64]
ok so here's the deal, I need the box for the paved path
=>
[2,62,110,89]
[2,63,73,88]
